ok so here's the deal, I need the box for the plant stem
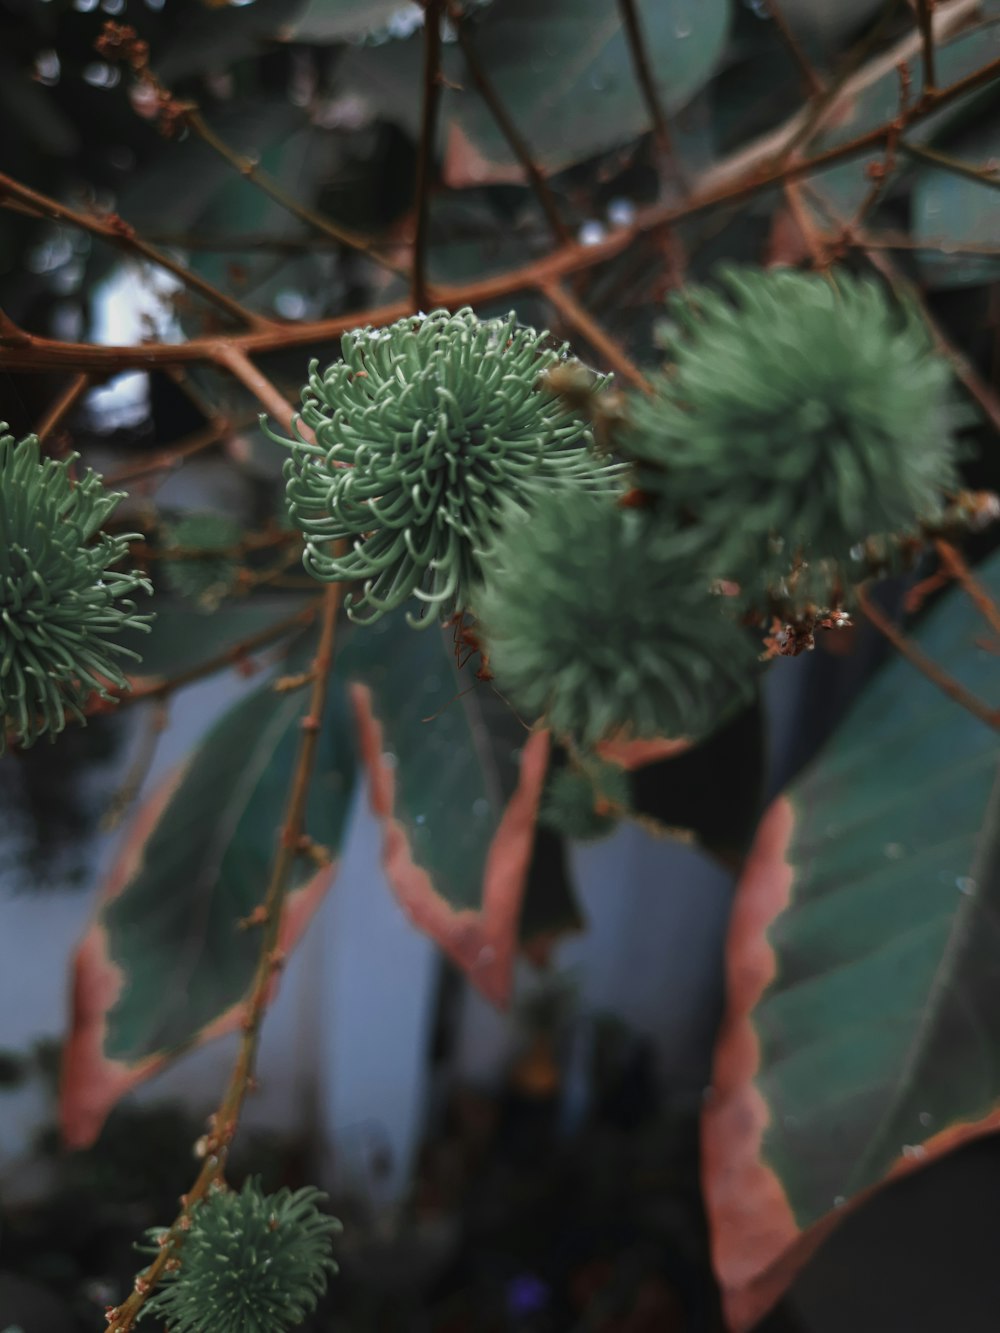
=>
[105,581,342,1333]
[857,584,1000,729]
[413,0,445,312]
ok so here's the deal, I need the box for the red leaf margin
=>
[703,795,1000,1330]
[60,760,336,1150]
[351,682,550,1007]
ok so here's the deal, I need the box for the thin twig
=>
[448,3,570,242]
[618,0,685,189]
[36,373,90,445]
[934,539,1000,637]
[858,234,1000,436]
[184,111,406,281]
[539,280,651,392]
[915,0,938,94]
[0,172,267,330]
[899,139,1000,190]
[763,0,825,97]
[103,419,238,487]
[858,583,1000,729]
[413,0,445,312]
[105,581,342,1333]
[107,602,320,709]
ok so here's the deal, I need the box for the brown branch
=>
[105,581,341,1333]
[212,343,304,436]
[539,280,651,392]
[36,373,90,445]
[0,172,267,331]
[763,0,825,97]
[2,49,998,376]
[413,0,445,312]
[934,539,1000,637]
[857,583,1000,729]
[449,4,570,243]
[618,0,685,189]
[915,0,938,94]
[183,110,406,281]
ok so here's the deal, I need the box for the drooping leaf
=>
[912,119,1000,290]
[342,610,551,1006]
[703,552,1000,1330]
[442,0,732,183]
[61,667,355,1149]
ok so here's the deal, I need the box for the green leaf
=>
[154,0,309,81]
[912,119,1000,290]
[121,598,313,682]
[116,101,306,237]
[342,609,553,1006]
[704,554,1000,1331]
[61,668,355,1149]
[276,0,417,42]
[443,0,731,182]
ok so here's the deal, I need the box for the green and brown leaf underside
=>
[705,551,1000,1329]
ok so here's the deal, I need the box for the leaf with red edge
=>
[61,671,356,1149]
[342,610,551,1006]
[704,555,1000,1330]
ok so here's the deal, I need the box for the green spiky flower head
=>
[539,759,630,842]
[161,512,243,611]
[0,426,152,754]
[274,307,617,628]
[143,1180,341,1333]
[477,487,756,747]
[622,267,958,602]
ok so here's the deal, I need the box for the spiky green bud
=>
[161,512,243,611]
[143,1180,341,1333]
[0,426,152,754]
[273,307,617,628]
[539,760,630,842]
[477,488,756,747]
[622,267,958,602]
